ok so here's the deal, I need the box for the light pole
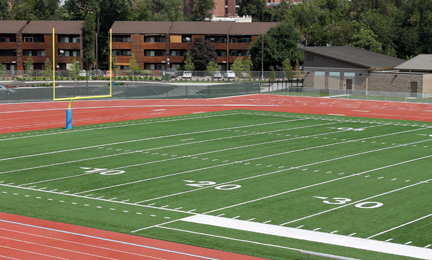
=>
[86,52,89,88]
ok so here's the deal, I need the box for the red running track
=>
[0,212,266,260]
[2,94,432,259]
[2,95,432,134]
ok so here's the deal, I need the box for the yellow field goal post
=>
[52,28,113,129]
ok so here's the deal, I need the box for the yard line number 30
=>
[314,196,383,209]
[184,180,241,190]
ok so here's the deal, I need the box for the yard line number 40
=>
[184,180,241,190]
[314,196,383,209]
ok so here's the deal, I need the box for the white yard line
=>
[367,213,432,239]
[181,215,432,259]
[204,153,432,214]
[157,225,301,251]
[19,121,338,186]
[280,176,432,225]
[0,116,306,162]
[76,124,403,196]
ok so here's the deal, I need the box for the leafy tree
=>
[282,58,293,80]
[189,0,215,21]
[206,59,218,79]
[23,55,33,76]
[0,62,3,77]
[0,0,11,20]
[187,37,217,70]
[348,26,382,53]
[83,13,96,68]
[237,0,273,22]
[269,66,276,82]
[286,0,326,46]
[243,57,253,81]
[294,59,302,79]
[184,52,195,74]
[68,57,80,80]
[130,0,152,21]
[43,58,52,78]
[10,0,60,21]
[152,0,183,21]
[231,56,244,81]
[249,21,303,71]
[129,53,139,81]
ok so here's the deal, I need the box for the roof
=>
[229,22,278,35]
[111,21,172,35]
[22,21,83,34]
[169,21,232,35]
[299,46,405,69]
[0,20,27,34]
[109,21,278,35]
[394,54,432,71]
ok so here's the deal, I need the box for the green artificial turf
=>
[1,110,431,259]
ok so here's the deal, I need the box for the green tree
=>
[348,26,382,53]
[206,59,218,79]
[129,53,139,81]
[187,37,217,70]
[189,0,215,21]
[184,52,195,78]
[43,58,52,78]
[10,0,60,21]
[238,0,273,22]
[231,56,244,81]
[83,13,96,69]
[130,0,152,21]
[243,57,253,81]
[0,0,11,20]
[269,66,276,82]
[282,58,293,80]
[294,59,302,79]
[68,57,80,80]
[23,55,33,76]
[0,62,3,77]
[248,21,303,71]
[152,0,184,21]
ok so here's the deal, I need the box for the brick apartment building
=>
[110,21,278,71]
[0,20,83,75]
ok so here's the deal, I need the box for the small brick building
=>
[299,46,432,94]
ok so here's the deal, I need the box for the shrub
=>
[149,76,153,81]
[143,70,152,76]
[128,76,133,81]
[60,76,65,80]
[155,77,160,81]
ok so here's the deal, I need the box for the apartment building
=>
[184,0,240,18]
[0,20,83,75]
[110,21,278,71]
[0,20,27,75]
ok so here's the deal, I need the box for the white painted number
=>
[315,196,383,209]
[81,167,125,175]
[337,127,365,131]
[184,180,241,190]
[323,197,352,205]
[355,202,383,209]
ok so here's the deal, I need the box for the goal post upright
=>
[52,28,113,130]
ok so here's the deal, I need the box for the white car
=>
[224,70,235,79]
[182,71,192,79]
[79,70,87,76]
[0,85,14,95]
[213,71,222,78]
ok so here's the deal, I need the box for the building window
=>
[206,37,227,43]
[144,36,166,43]
[23,50,45,56]
[217,51,227,57]
[329,72,340,76]
[225,7,228,15]
[231,38,238,43]
[344,72,355,77]
[144,63,166,70]
[315,71,325,76]
[9,37,16,42]
[230,50,248,56]
[182,36,192,43]
[24,37,33,42]
[145,50,166,56]
[113,50,131,56]
[73,37,80,43]
[112,36,131,42]
[0,37,5,42]
[35,36,44,42]
[59,36,69,43]
[171,50,184,56]
[0,50,16,56]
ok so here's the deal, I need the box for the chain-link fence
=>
[0,81,260,103]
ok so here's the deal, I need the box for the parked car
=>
[105,71,114,77]
[213,71,222,78]
[224,70,235,79]
[0,85,15,95]
[79,70,87,77]
[241,71,249,78]
[166,68,179,78]
[92,69,103,76]
[182,71,192,79]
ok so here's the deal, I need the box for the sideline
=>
[182,214,432,259]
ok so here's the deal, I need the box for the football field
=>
[1,109,431,259]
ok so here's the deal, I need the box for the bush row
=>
[15,75,162,81]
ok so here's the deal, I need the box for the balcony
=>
[141,43,167,49]
[56,56,81,63]
[56,42,80,50]
[0,57,17,63]
[142,56,167,63]
[169,43,191,49]
[228,43,250,49]
[112,42,131,49]
[169,56,184,63]
[0,43,18,49]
